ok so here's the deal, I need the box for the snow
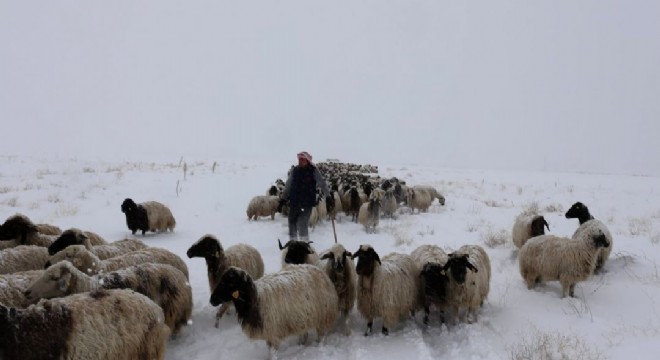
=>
[1,155,659,359]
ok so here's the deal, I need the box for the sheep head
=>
[420,262,449,300]
[320,246,352,274]
[530,216,550,237]
[591,231,610,249]
[565,202,593,223]
[187,234,223,259]
[48,228,89,255]
[121,198,138,213]
[210,267,252,306]
[443,253,478,284]
[281,240,315,265]
[352,245,381,276]
[25,261,76,302]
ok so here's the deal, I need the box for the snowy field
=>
[2,155,660,360]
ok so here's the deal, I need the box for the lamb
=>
[246,195,280,221]
[0,245,50,274]
[278,239,320,267]
[411,244,449,325]
[186,234,265,326]
[519,231,610,298]
[0,288,170,360]
[121,198,176,235]
[512,212,550,248]
[0,270,44,308]
[318,244,357,335]
[357,197,381,234]
[47,228,147,259]
[352,245,420,335]
[46,245,189,279]
[565,201,614,272]
[0,214,56,250]
[24,261,192,335]
[443,245,491,323]
[209,264,338,351]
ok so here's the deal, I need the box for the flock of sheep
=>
[0,161,614,359]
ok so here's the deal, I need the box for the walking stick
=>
[331,217,338,244]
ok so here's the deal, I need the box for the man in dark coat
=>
[280,151,331,241]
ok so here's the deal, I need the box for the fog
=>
[2,0,658,175]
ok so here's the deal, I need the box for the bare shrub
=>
[82,167,96,173]
[47,194,62,203]
[481,228,510,248]
[2,197,18,207]
[509,328,605,360]
[521,201,539,215]
[543,203,564,213]
[53,204,79,217]
[628,217,652,236]
[0,186,15,194]
[651,233,660,246]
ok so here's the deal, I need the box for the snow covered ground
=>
[1,155,659,360]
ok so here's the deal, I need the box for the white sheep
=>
[0,288,170,360]
[519,231,610,298]
[414,185,446,206]
[380,189,398,218]
[411,244,449,325]
[0,245,50,274]
[47,228,147,259]
[246,195,280,220]
[443,245,491,323]
[186,234,265,327]
[278,239,320,268]
[35,223,62,236]
[46,245,189,279]
[0,214,56,250]
[565,201,613,272]
[406,187,434,213]
[318,243,357,335]
[121,198,176,235]
[25,260,192,335]
[357,197,381,234]
[209,264,338,352]
[512,212,550,248]
[0,270,44,308]
[352,245,420,335]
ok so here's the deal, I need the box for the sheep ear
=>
[544,219,550,231]
[58,268,72,292]
[278,239,288,250]
[320,253,332,260]
[343,251,352,258]
[374,252,381,265]
[467,262,478,273]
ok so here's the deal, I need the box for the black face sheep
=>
[0,245,50,274]
[357,197,381,234]
[186,234,265,327]
[121,198,176,235]
[278,239,320,267]
[0,214,56,250]
[411,244,450,325]
[443,245,491,324]
[519,230,610,298]
[318,244,357,335]
[47,228,146,259]
[209,265,338,352]
[352,245,420,336]
[0,288,170,360]
[24,261,192,335]
[46,245,189,279]
[565,201,613,272]
[512,212,550,249]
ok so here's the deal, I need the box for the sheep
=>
[380,189,398,218]
[246,195,280,221]
[0,270,44,308]
[414,185,446,206]
[406,187,434,213]
[318,244,357,335]
[565,201,614,272]
[35,223,62,236]
[512,212,550,249]
[352,245,420,336]
[357,197,381,234]
[121,198,176,235]
[47,228,147,259]
[519,231,610,298]
[0,213,56,250]
[0,288,170,360]
[209,264,338,352]
[0,245,50,274]
[46,245,189,279]
[443,245,491,323]
[326,190,343,221]
[411,244,449,325]
[24,260,192,335]
[186,234,265,327]
[278,239,320,267]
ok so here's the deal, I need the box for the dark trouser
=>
[288,205,311,240]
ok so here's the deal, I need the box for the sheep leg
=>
[214,303,231,328]
[569,283,576,298]
[423,306,430,325]
[364,321,373,336]
[382,326,389,336]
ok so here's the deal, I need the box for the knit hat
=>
[297,151,313,164]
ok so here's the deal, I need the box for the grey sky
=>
[2,1,658,175]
